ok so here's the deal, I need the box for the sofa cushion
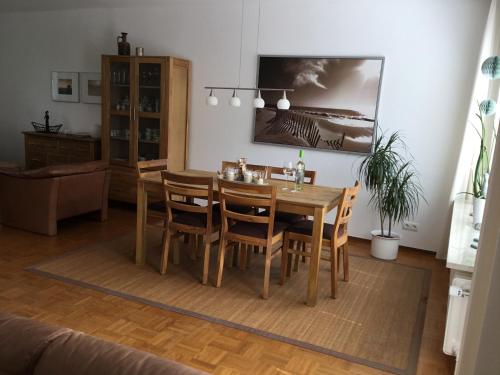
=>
[0,161,108,179]
[228,220,287,239]
[0,312,71,375]
[34,331,204,375]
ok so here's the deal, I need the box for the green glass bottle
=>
[295,149,305,191]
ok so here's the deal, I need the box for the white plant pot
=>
[370,230,401,260]
[472,197,486,227]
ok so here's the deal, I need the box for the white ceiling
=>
[0,0,190,13]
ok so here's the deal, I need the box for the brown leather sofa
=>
[0,161,110,236]
[0,311,205,375]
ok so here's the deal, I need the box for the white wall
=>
[0,0,490,251]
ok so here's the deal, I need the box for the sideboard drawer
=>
[24,132,100,169]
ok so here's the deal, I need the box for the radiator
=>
[443,278,472,356]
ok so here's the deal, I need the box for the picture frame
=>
[253,55,385,155]
[51,71,79,102]
[80,72,102,104]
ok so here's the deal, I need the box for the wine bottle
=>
[295,149,305,191]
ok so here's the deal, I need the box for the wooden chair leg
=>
[262,246,272,299]
[240,244,247,271]
[293,241,300,272]
[202,240,211,285]
[189,234,197,261]
[280,233,290,285]
[173,238,180,265]
[331,245,338,299]
[215,238,227,288]
[286,251,293,277]
[196,235,204,258]
[160,231,172,275]
[227,243,235,268]
[343,242,350,282]
[301,242,306,263]
[337,247,341,273]
[246,246,252,269]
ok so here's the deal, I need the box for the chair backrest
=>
[221,161,268,177]
[218,179,277,242]
[332,181,360,241]
[161,171,215,232]
[137,159,168,178]
[267,166,316,185]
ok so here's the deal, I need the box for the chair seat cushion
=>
[173,203,221,228]
[258,210,304,224]
[226,204,253,214]
[149,201,200,216]
[287,220,344,240]
[228,220,287,239]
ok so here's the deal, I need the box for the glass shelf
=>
[110,136,129,142]
[140,85,160,89]
[110,110,130,117]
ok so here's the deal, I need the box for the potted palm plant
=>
[358,131,425,260]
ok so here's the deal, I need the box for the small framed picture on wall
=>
[51,71,79,102]
[80,72,101,104]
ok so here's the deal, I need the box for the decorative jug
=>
[117,32,130,56]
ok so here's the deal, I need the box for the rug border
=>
[26,239,431,375]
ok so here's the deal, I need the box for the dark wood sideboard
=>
[23,131,101,169]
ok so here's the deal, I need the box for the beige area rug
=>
[29,230,430,375]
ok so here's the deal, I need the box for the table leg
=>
[307,207,325,307]
[135,180,148,265]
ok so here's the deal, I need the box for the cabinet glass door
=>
[109,60,132,163]
[137,61,162,161]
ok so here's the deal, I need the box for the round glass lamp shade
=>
[230,90,241,107]
[481,56,500,80]
[479,99,497,116]
[206,90,218,106]
[277,91,290,110]
[253,90,265,108]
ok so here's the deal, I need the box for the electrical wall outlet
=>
[402,221,419,232]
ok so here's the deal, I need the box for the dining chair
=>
[160,171,220,285]
[215,179,286,299]
[267,166,317,265]
[137,159,169,226]
[220,161,270,259]
[280,181,360,298]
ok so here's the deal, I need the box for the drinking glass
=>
[282,161,293,190]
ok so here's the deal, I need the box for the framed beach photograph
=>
[80,72,101,104]
[51,71,79,102]
[253,56,385,154]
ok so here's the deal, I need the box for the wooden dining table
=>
[135,169,343,307]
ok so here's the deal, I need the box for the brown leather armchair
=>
[0,160,110,236]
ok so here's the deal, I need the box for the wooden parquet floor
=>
[0,207,455,374]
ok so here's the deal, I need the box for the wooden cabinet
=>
[101,55,190,203]
[24,132,100,169]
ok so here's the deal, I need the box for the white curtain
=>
[452,0,500,197]
[443,0,500,260]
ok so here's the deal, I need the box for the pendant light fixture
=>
[253,90,265,108]
[230,89,241,107]
[277,90,290,110]
[206,89,218,106]
[204,0,293,108]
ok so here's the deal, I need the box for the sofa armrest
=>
[0,312,71,375]
[0,174,59,235]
